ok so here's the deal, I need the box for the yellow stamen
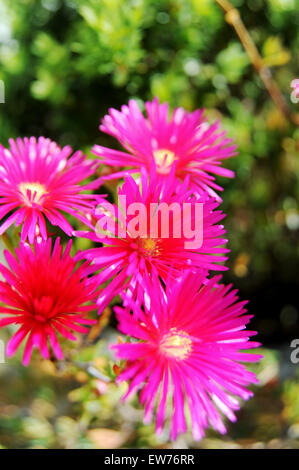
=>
[160,328,192,361]
[19,182,48,205]
[153,149,176,175]
[139,237,160,256]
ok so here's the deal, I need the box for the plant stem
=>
[1,233,15,253]
[215,0,299,125]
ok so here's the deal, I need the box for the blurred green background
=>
[0,0,298,449]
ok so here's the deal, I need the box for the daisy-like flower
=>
[112,272,262,441]
[0,137,100,242]
[77,165,228,312]
[93,98,237,199]
[0,238,100,365]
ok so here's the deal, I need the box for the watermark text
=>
[94,196,204,249]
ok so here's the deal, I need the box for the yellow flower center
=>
[19,182,48,205]
[153,149,177,175]
[139,237,160,256]
[160,328,192,361]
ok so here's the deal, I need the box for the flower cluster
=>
[0,98,262,441]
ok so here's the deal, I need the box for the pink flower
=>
[93,98,237,199]
[77,165,228,312]
[0,137,100,242]
[291,79,299,103]
[0,238,99,365]
[112,272,262,441]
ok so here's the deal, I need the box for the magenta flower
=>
[0,238,99,365]
[0,137,100,242]
[112,272,262,441]
[77,165,228,312]
[291,79,299,103]
[93,98,237,199]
